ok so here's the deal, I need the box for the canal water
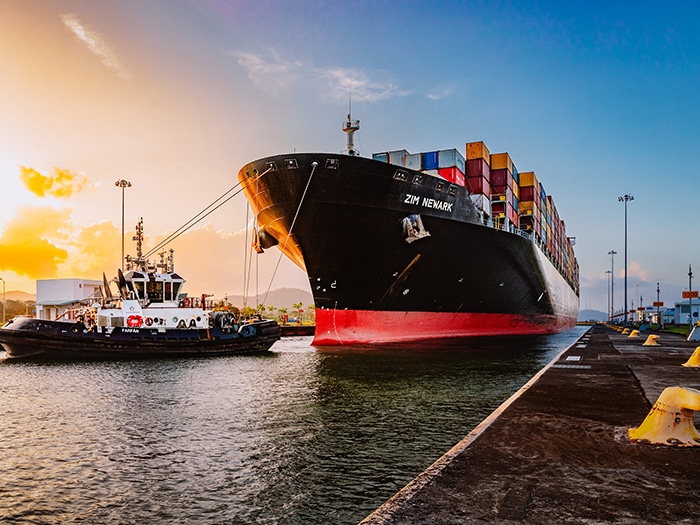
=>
[0,327,587,524]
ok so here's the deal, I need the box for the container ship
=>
[238,115,579,345]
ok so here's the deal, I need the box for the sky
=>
[1,0,699,314]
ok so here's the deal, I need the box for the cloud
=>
[233,50,412,102]
[62,221,121,277]
[426,84,456,100]
[19,166,91,198]
[620,261,651,281]
[0,206,71,278]
[0,207,308,299]
[60,12,132,80]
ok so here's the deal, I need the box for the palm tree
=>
[293,302,303,323]
[278,307,288,324]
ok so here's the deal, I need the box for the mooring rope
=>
[143,167,272,260]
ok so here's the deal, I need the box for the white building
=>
[36,279,103,320]
[674,299,700,326]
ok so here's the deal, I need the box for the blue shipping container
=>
[422,151,439,170]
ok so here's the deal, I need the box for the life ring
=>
[127,315,143,327]
[144,317,153,326]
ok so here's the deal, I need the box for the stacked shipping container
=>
[372,141,578,293]
[373,148,466,186]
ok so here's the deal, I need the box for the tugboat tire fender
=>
[127,315,143,328]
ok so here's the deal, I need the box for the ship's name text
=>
[403,194,453,212]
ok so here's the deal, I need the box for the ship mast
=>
[343,113,360,156]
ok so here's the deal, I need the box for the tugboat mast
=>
[343,113,360,156]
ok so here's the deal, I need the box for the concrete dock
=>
[360,325,700,524]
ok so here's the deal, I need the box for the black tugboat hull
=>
[0,317,281,360]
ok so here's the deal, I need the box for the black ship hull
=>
[239,153,579,345]
[0,317,281,360]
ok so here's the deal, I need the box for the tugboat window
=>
[147,281,163,302]
[133,281,145,300]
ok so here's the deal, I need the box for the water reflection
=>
[0,327,586,524]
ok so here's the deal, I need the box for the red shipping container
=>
[466,158,490,178]
[508,204,518,225]
[466,176,489,195]
[520,185,537,202]
[492,201,506,215]
[490,168,513,187]
[438,167,465,186]
[491,184,509,196]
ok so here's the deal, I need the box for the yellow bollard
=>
[628,329,640,338]
[642,334,660,346]
[682,347,700,367]
[621,328,630,335]
[628,386,700,446]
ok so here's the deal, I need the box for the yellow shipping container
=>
[518,201,539,214]
[466,141,491,162]
[519,171,538,188]
[490,152,513,173]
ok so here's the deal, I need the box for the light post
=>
[689,264,694,328]
[608,250,617,322]
[618,194,634,326]
[0,277,5,324]
[115,180,132,272]
[657,282,662,329]
[605,270,612,322]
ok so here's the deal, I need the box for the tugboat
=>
[0,219,281,360]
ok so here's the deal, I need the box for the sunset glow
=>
[2,1,700,313]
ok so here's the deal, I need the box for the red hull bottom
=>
[312,309,577,346]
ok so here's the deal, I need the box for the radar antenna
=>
[343,112,360,156]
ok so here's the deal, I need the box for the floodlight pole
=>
[115,180,132,272]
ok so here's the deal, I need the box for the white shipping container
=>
[405,153,421,170]
[389,149,409,166]
[438,148,466,173]
[470,194,491,216]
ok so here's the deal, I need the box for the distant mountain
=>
[5,290,36,302]
[578,309,607,322]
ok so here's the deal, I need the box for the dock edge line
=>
[359,327,592,525]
